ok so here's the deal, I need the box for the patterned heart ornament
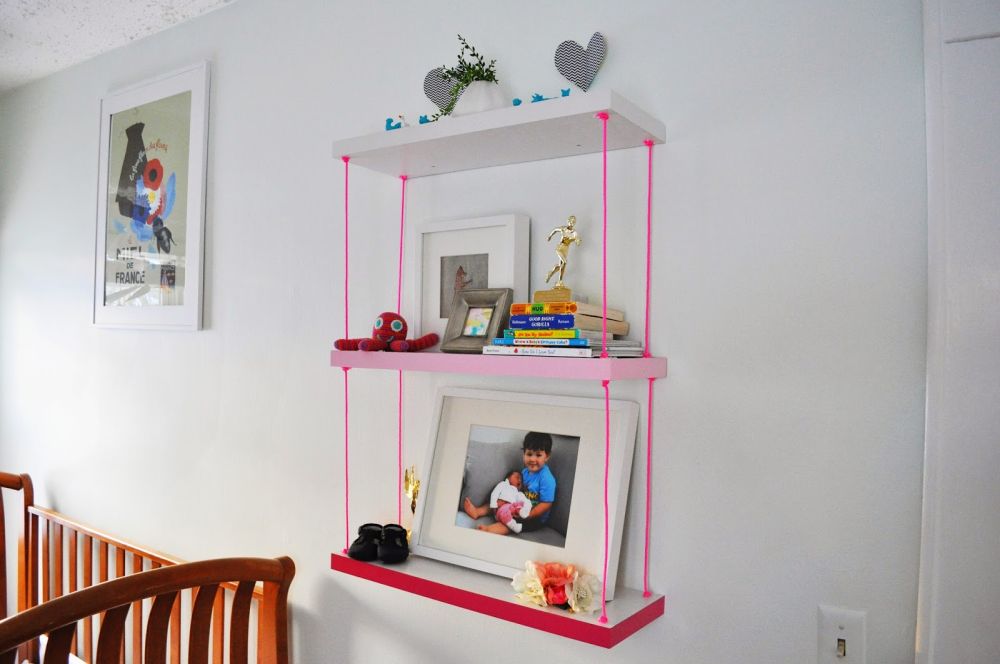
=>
[423,67,454,111]
[554,32,608,92]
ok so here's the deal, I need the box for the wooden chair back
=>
[0,556,295,664]
[0,473,33,620]
[26,507,288,664]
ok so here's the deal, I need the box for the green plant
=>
[436,34,499,118]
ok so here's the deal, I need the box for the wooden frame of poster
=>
[92,62,209,330]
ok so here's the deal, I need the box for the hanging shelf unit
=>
[330,90,667,648]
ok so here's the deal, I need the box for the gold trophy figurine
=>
[403,466,420,539]
[535,215,582,302]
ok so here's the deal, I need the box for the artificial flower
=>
[511,561,546,607]
[568,571,600,614]
[545,583,568,606]
[513,560,601,614]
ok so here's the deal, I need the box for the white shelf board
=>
[331,90,665,178]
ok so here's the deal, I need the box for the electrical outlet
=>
[818,605,866,664]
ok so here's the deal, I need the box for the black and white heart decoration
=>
[554,32,607,92]
[423,67,455,111]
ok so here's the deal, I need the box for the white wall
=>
[0,2,927,662]
[917,1,1000,662]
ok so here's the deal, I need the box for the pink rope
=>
[643,140,654,358]
[342,156,350,339]
[599,379,612,623]
[396,175,408,313]
[342,367,351,554]
[596,112,610,358]
[642,140,656,596]
[341,155,351,555]
[398,370,403,524]
[644,377,655,597]
[396,175,408,526]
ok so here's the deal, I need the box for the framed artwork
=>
[93,62,210,330]
[440,288,513,353]
[416,214,529,339]
[411,387,638,600]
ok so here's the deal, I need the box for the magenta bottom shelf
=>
[331,552,664,648]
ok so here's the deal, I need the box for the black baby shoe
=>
[378,524,409,564]
[347,523,383,561]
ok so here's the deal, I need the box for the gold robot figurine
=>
[545,215,582,288]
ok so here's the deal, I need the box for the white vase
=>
[451,81,506,116]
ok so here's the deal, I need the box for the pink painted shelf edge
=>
[329,350,667,381]
[331,552,664,648]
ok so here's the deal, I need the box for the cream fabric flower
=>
[511,561,547,607]
[568,572,600,614]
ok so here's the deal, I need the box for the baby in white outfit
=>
[489,470,533,533]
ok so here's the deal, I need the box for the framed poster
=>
[416,214,529,339]
[411,387,639,600]
[93,62,210,330]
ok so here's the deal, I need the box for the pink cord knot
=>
[399,174,408,181]
[598,614,608,624]
[595,111,609,120]
[341,366,351,373]
[643,590,652,598]
[643,139,654,147]
[341,155,351,163]
[601,379,610,388]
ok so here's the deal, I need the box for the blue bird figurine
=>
[385,117,402,131]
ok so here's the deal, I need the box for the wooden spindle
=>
[212,588,225,664]
[99,541,109,583]
[95,604,129,664]
[144,591,178,664]
[115,547,125,579]
[170,592,181,664]
[41,520,50,603]
[98,540,109,630]
[83,534,94,662]
[68,529,78,657]
[229,581,255,664]
[132,554,144,662]
[53,523,63,598]
[42,623,77,664]
[189,585,220,664]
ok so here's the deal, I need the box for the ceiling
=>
[0,0,234,93]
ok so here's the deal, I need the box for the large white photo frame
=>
[412,387,639,600]
[93,62,210,330]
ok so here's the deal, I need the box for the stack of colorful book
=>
[483,301,643,358]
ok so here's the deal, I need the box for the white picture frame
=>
[412,387,639,600]
[416,214,529,339]
[93,62,210,330]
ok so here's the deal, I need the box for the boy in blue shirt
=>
[463,431,556,535]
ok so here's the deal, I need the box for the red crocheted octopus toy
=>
[335,312,439,352]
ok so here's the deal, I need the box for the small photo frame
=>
[440,288,513,353]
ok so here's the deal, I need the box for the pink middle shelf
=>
[330,350,667,381]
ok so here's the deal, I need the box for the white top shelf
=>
[331,90,665,178]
